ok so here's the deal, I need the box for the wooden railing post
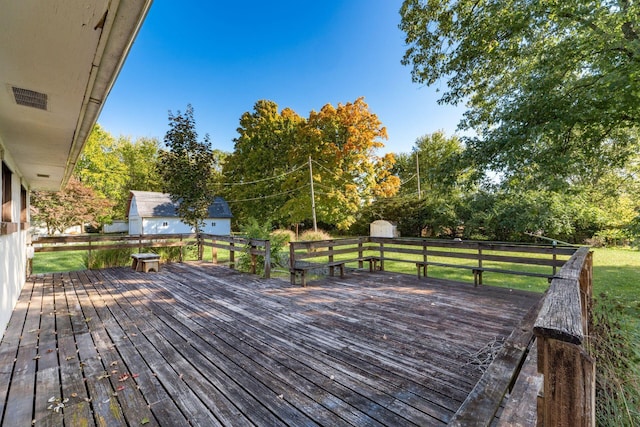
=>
[579,251,593,341]
[358,238,364,269]
[289,242,296,285]
[328,239,335,276]
[536,336,595,426]
[250,240,257,274]
[477,243,483,286]
[420,239,428,278]
[263,239,271,279]
[197,233,203,260]
[229,241,235,269]
[379,240,385,271]
[534,247,595,426]
[88,237,92,269]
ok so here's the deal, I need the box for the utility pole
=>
[309,156,318,232]
[416,152,421,199]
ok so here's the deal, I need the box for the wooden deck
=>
[0,262,541,426]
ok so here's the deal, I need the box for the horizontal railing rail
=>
[32,233,197,253]
[31,233,271,277]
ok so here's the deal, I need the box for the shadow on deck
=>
[0,262,541,426]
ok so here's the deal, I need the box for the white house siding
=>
[202,219,231,235]
[370,220,398,238]
[138,218,231,235]
[128,198,141,235]
[142,218,193,235]
[127,192,233,236]
[0,154,28,338]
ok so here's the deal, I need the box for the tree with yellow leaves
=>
[283,97,399,230]
[223,97,400,230]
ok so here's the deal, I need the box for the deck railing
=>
[199,233,271,278]
[31,233,271,277]
[449,246,594,426]
[289,236,577,286]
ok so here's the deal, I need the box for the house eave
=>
[0,0,153,191]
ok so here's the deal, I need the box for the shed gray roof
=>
[127,191,232,219]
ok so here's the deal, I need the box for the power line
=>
[224,184,309,203]
[401,173,417,185]
[311,159,352,183]
[212,163,306,186]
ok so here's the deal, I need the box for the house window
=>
[2,162,12,223]
[162,221,169,227]
[20,185,27,228]
[211,222,216,227]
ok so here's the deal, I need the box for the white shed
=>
[127,191,232,236]
[370,220,398,238]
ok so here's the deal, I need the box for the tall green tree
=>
[459,188,608,243]
[74,124,126,216]
[393,131,473,198]
[157,105,216,232]
[120,136,163,196]
[221,100,304,226]
[399,0,640,185]
[74,125,163,220]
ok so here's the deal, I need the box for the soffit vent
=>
[12,86,48,110]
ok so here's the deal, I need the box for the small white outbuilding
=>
[127,191,232,236]
[370,220,399,238]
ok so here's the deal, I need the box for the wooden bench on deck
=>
[131,253,161,272]
[291,261,346,286]
[472,267,554,286]
[415,261,554,286]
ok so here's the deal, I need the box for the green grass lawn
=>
[592,248,640,324]
[32,251,87,274]
[31,247,233,275]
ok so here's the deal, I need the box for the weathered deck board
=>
[0,276,36,423]
[0,262,540,426]
[155,266,466,423]
[4,274,43,427]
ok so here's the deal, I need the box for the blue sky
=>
[98,0,467,155]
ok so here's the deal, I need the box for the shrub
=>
[84,248,133,269]
[237,218,289,273]
[154,245,196,263]
[271,229,296,243]
[587,229,631,248]
[298,229,332,241]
